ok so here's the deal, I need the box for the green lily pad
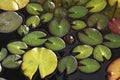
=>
[21,47,57,79]
[0,48,7,61]
[45,37,66,51]
[61,0,73,8]
[79,58,100,73]
[26,3,43,15]
[87,13,109,30]
[0,12,23,33]
[68,6,88,19]
[26,15,40,28]
[49,18,70,37]
[43,1,55,12]
[72,20,86,30]
[72,45,93,59]
[2,55,22,68]
[0,64,2,72]
[22,31,47,46]
[0,0,29,11]
[7,41,28,55]
[40,13,53,22]
[58,56,77,74]
[93,45,112,62]
[17,25,29,36]
[86,0,107,12]
[74,0,89,5]
[78,28,103,45]
[103,34,120,48]
[108,0,120,8]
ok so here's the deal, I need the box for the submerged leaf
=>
[22,47,57,79]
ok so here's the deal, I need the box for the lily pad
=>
[58,56,77,74]
[68,6,88,19]
[0,48,7,61]
[78,28,103,45]
[22,31,47,46]
[2,55,22,68]
[93,45,112,62]
[0,0,29,11]
[103,34,120,48]
[21,47,57,79]
[26,15,40,28]
[74,0,89,5]
[26,3,43,15]
[43,1,55,12]
[79,58,100,73]
[108,0,120,8]
[86,0,107,12]
[17,25,29,36]
[40,13,53,23]
[49,18,70,37]
[0,12,23,33]
[7,41,28,55]
[87,13,109,30]
[45,37,66,51]
[72,45,93,59]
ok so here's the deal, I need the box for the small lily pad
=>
[68,6,88,19]
[74,0,89,5]
[7,41,28,55]
[79,58,100,73]
[45,37,66,51]
[22,31,47,46]
[43,1,55,12]
[0,48,7,61]
[93,45,112,62]
[26,15,40,28]
[87,13,108,30]
[86,0,107,12]
[22,47,57,79]
[78,28,103,45]
[54,7,67,17]
[103,34,120,48]
[49,18,70,37]
[26,3,43,15]
[2,55,22,68]
[0,12,23,33]
[17,25,29,36]
[58,56,77,74]
[72,45,93,59]
[40,13,53,22]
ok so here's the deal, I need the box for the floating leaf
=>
[72,45,93,59]
[49,18,70,37]
[17,25,29,36]
[21,47,57,79]
[45,37,66,51]
[0,12,22,33]
[7,41,28,55]
[108,0,120,8]
[68,6,88,19]
[26,15,40,28]
[58,56,77,74]
[87,13,108,30]
[26,3,43,15]
[43,1,55,12]
[93,45,112,62]
[103,34,120,48]
[22,31,47,46]
[86,0,107,12]
[79,58,100,73]
[78,28,103,45]
[0,48,7,61]
[40,13,53,22]
[2,55,22,68]
[74,0,89,5]
[0,0,29,11]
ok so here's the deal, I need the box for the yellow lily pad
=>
[0,0,29,11]
[21,47,57,79]
[108,0,120,8]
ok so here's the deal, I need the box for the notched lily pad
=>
[86,0,107,12]
[0,48,7,61]
[79,58,100,73]
[49,18,70,37]
[2,55,22,68]
[0,12,23,33]
[68,6,88,19]
[58,56,77,74]
[87,13,108,30]
[22,31,47,46]
[26,15,40,28]
[78,28,103,45]
[40,13,53,22]
[43,1,55,12]
[45,37,66,51]
[93,45,112,62]
[17,25,29,36]
[103,34,120,48]
[7,41,28,55]
[22,47,57,79]
[72,45,93,59]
